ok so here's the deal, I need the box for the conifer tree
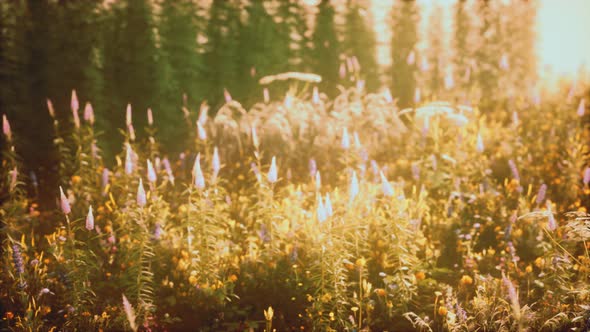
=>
[238,0,284,105]
[502,0,538,94]
[102,0,160,154]
[277,0,310,71]
[474,0,502,107]
[203,0,241,106]
[453,0,473,91]
[390,0,420,108]
[159,0,204,104]
[158,0,204,146]
[425,4,445,99]
[311,0,340,95]
[342,0,378,91]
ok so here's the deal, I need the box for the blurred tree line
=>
[0,0,538,206]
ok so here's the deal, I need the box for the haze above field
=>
[370,0,590,78]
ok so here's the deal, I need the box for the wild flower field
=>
[1,80,590,331]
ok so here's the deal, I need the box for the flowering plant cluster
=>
[1,82,589,331]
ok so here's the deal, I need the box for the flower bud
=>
[192,153,205,189]
[2,114,12,141]
[341,128,350,150]
[86,205,94,231]
[380,171,394,197]
[267,156,278,184]
[83,102,94,124]
[147,108,153,126]
[126,103,132,126]
[137,178,147,207]
[147,160,157,183]
[59,186,71,214]
[212,147,220,180]
[349,171,359,202]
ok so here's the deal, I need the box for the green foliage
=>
[342,0,379,91]
[390,0,420,108]
[311,0,340,96]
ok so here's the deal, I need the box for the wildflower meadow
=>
[2,75,590,331]
[1,0,590,331]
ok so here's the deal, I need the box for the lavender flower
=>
[267,156,278,184]
[536,184,547,205]
[381,171,394,197]
[309,158,317,178]
[284,93,293,108]
[223,88,232,103]
[499,53,509,70]
[315,171,321,192]
[476,133,484,153]
[70,89,79,112]
[383,88,393,103]
[258,224,270,242]
[154,223,162,240]
[3,114,12,141]
[12,244,24,275]
[325,194,333,217]
[263,88,270,103]
[356,80,365,93]
[312,86,320,104]
[163,158,174,185]
[508,159,520,181]
[125,144,134,175]
[546,200,557,231]
[127,124,136,141]
[59,186,71,214]
[406,50,415,65]
[83,102,94,124]
[352,131,363,150]
[126,104,132,126]
[577,98,585,117]
[252,126,260,149]
[71,90,80,129]
[341,127,350,150]
[251,162,261,182]
[147,108,153,126]
[414,87,421,104]
[86,205,94,231]
[339,62,346,79]
[317,196,327,223]
[137,178,147,207]
[192,153,205,189]
[212,147,220,181]
[583,167,590,186]
[122,294,137,332]
[47,99,55,118]
[147,160,157,184]
[502,274,520,318]
[198,103,209,125]
[197,121,207,141]
[154,157,161,172]
[370,160,379,179]
[349,171,359,202]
